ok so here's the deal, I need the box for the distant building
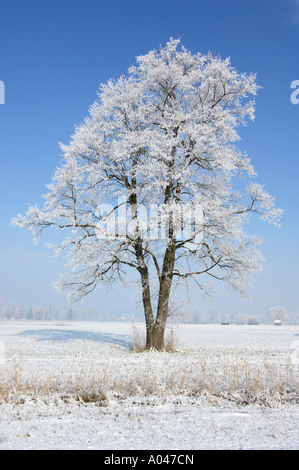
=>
[274,319,282,326]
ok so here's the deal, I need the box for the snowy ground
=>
[0,320,298,450]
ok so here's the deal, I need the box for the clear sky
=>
[0,0,298,321]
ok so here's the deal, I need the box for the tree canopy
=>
[13,39,282,349]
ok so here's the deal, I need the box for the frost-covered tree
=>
[208,307,221,324]
[0,297,4,319]
[12,39,282,350]
[267,305,288,324]
[234,312,246,325]
[2,301,15,320]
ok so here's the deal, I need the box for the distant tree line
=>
[0,298,56,321]
[177,306,296,325]
[178,309,261,325]
[0,297,296,324]
[0,297,124,322]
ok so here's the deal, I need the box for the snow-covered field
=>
[0,320,298,450]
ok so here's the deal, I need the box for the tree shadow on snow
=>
[16,328,132,348]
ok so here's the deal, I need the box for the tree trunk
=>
[140,268,155,349]
[144,282,172,351]
[146,322,166,350]
[146,240,176,351]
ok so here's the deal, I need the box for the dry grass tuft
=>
[130,321,179,352]
[0,335,298,407]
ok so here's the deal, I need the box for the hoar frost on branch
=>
[12,38,282,350]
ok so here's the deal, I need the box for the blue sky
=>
[0,0,298,320]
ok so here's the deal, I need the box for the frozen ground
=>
[0,320,298,450]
